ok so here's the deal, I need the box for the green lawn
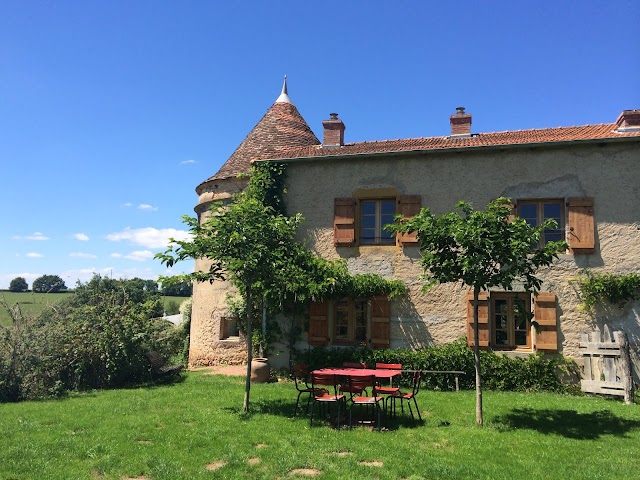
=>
[0,372,638,479]
[0,292,189,326]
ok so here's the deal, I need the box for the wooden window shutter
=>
[308,301,329,346]
[334,198,356,247]
[466,291,489,348]
[567,197,595,253]
[506,199,517,223]
[534,292,558,352]
[370,296,390,348]
[397,195,421,246]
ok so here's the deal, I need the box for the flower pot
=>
[250,358,270,383]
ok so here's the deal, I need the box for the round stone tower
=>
[190,78,320,366]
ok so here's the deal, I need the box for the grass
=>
[0,292,189,326]
[0,372,638,479]
[0,291,74,326]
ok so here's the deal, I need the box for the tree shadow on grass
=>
[492,408,640,440]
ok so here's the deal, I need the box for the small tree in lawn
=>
[388,197,567,425]
[156,163,308,413]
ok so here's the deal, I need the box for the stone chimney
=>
[450,107,472,137]
[322,113,346,146]
[614,109,640,133]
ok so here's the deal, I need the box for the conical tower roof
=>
[198,78,319,191]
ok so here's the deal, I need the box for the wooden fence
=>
[579,324,634,404]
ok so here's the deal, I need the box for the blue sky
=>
[1,1,638,290]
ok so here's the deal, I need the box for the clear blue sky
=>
[1,1,638,289]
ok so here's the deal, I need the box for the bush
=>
[0,290,182,402]
[293,339,571,393]
[165,300,180,316]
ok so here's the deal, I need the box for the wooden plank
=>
[616,331,635,405]
[578,345,622,355]
[579,341,620,349]
[581,380,624,389]
[603,325,616,382]
[581,333,592,381]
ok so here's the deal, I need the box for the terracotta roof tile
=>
[201,102,319,185]
[260,123,640,161]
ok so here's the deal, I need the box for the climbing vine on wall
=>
[575,270,640,311]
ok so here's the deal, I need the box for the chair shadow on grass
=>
[492,408,640,440]
[234,398,427,429]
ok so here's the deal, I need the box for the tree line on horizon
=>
[6,275,192,296]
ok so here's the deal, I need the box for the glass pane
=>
[544,231,563,243]
[515,331,527,345]
[543,202,561,221]
[519,204,537,221]
[360,228,376,244]
[495,300,508,315]
[361,201,376,215]
[355,301,367,342]
[381,200,396,215]
[361,215,375,228]
[496,315,508,329]
[495,330,508,345]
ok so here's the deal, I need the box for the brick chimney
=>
[322,113,346,146]
[614,109,640,133]
[450,107,472,137]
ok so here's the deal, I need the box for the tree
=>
[8,277,28,292]
[161,278,193,297]
[389,197,567,425]
[32,275,67,293]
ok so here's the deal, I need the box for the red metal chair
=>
[309,373,346,428]
[389,370,423,421]
[347,375,385,430]
[375,363,402,413]
[293,364,326,417]
[340,362,369,398]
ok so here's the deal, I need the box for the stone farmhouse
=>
[191,79,640,375]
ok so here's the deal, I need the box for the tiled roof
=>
[200,102,319,187]
[259,123,640,161]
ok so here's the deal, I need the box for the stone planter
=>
[250,357,270,383]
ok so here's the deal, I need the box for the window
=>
[491,292,531,349]
[518,200,564,246]
[360,199,396,245]
[334,299,368,345]
[308,296,390,348]
[220,316,240,340]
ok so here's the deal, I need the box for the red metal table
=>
[311,367,402,379]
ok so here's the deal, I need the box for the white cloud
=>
[73,233,90,241]
[26,252,43,258]
[0,272,42,289]
[106,227,191,249]
[122,202,133,208]
[69,252,97,259]
[13,232,49,241]
[180,159,197,165]
[111,250,154,262]
[138,203,158,211]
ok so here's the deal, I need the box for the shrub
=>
[165,299,180,316]
[293,339,571,393]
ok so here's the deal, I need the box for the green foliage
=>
[294,339,571,393]
[575,270,640,311]
[72,274,163,319]
[178,298,192,364]
[0,286,182,402]
[161,277,193,296]
[165,299,180,315]
[8,277,28,293]
[32,274,67,293]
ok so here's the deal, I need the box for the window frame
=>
[516,198,565,247]
[490,292,532,350]
[333,298,369,346]
[358,198,397,246]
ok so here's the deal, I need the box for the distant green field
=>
[0,291,74,326]
[0,292,190,326]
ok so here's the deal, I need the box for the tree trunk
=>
[473,285,484,426]
[243,283,253,413]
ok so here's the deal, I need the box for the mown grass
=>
[0,372,638,480]
[0,292,189,326]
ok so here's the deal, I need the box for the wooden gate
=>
[579,325,634,404]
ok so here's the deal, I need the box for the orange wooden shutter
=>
[568,197,595,253]
[466,291,489,348]
[506,199,517,223]
[370,296,390,348]
[308,301,329,346]
[534,292,558,352]
[397,195,421,246]
[334,198,356,247]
